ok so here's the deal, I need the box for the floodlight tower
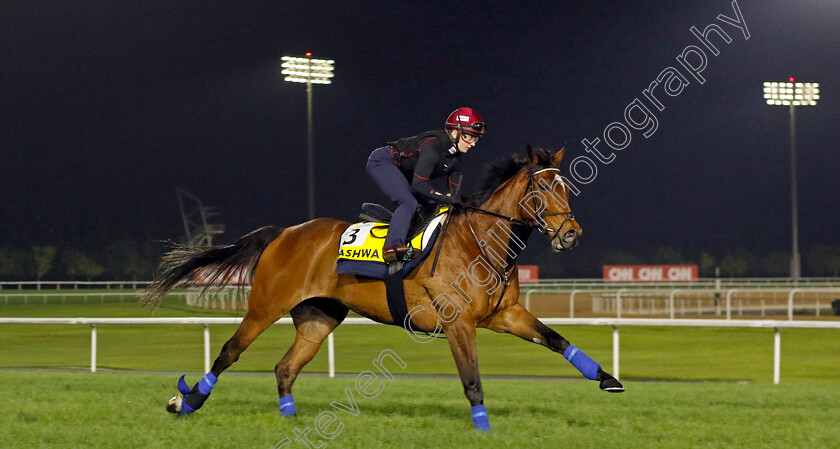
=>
[281,53,335,220]
[763,78,820,284]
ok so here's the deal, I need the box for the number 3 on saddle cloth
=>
[335,203,449,279]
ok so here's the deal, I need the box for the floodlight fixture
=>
[281,54,335,220]
[762,80,819,106]
[281,56,335,85]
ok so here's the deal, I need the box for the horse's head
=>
[465,146,582,252]
[519,146,582,252]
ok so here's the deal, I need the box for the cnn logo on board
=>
[518,265,539,284]
[603,265,698,283]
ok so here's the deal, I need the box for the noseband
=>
[526,168,575,246]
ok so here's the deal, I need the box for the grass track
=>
[2,369,838,449]
[3,295,840,447]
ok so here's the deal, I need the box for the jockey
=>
[366,107,486,264]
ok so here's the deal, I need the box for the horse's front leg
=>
[484,303,624,392]
[442,319,491,431]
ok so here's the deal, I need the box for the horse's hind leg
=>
[275,298,349,416]
[485,303,624,392]
[168,306,289,415]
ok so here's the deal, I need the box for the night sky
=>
[2,1,839,262]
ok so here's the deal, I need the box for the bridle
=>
[458,167,575,247]
[437,166,577,317]
[524,168,576,245]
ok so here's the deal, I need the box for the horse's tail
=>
[142,225,286,310]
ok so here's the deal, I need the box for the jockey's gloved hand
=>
[439,192,461,206]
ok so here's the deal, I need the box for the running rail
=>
[2,317,839,385]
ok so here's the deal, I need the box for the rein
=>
[458,168,576,247]
[434,167,576,318]
[462,210,518,318]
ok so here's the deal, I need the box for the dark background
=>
[2,1,838,278]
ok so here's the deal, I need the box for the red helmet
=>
[445,107,486,136]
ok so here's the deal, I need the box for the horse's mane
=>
[464,146,555,207]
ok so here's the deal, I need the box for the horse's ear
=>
[525,145,539,163]
[551,147,566,167]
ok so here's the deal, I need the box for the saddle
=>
[337,202,450,330]
[335,203,449,279]
[359,202,443,234]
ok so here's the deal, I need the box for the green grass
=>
[1,369,838,449]
[1,299,840,383]
[3,297,840,447]
[0,294,235,317]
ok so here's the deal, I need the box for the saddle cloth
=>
[335,206,449,279]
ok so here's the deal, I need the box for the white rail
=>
[535,277,840,287]
[0,291,175,305]
[2,317,838,385]
[5,287,840,319]
[522,288,840,320]
[0,281,151,290]
[3,277,840,291]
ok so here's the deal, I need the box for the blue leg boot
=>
[471,405,490,431]
[563,345,624,392]
[279,395,297,417]
[167,373,217,415]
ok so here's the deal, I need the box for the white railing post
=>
[669,289,679,319]
[569,290,579,318]
[203,325,211,374]
[725,289,737,320]
[773,328,781,385]
[91,325,97,373]
[328,332,335,378]
[525,289,533,312]
[788,289,799,321]
[612,326,620,380]
[616,289,625,318]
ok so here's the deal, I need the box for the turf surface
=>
[2,369,838,449]
[3,293,840,448]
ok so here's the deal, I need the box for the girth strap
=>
[383,270,418,330]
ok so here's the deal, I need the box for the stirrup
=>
[401,246,416,262]
[383,245,415,264]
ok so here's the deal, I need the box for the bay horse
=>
[143,146,624,431]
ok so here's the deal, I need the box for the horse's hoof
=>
[599,377,625,393]
[167,395,184,414]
